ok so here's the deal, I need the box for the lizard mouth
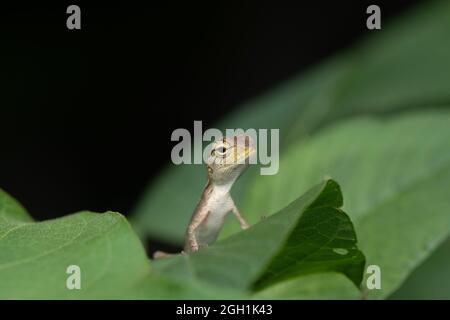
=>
[217,146,255,167]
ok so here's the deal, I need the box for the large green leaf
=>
[237,110,450,299]
[151,180,365,298]
[0,181,364,299]
[130,0,450,244]
[254,273,362,300]
[0,189,243,299]
[389,237,450,299]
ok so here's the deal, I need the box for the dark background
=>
[0,1,422,222]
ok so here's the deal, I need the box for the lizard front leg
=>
[185,211,209,252]
[186,226,199,252]
[231,204,250,230]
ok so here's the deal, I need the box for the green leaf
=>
[254,273,362,300]
[240,110,450,299]
[0,189,243,299]
[252,204,365,291]
[151,180,365,296]
[0,188,33,224]
[0,182,364,299]
[130,0,450,244]
[389,237,450,299]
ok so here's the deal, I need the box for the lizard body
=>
[154,134,255,258]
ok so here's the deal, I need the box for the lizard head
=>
[206,134,256,185]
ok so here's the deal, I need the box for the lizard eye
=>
[214,146,228,156]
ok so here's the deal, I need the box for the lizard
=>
[153,134,256,259]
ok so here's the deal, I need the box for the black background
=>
[0,1,422,222]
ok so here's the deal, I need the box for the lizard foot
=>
[241,223,250,230]
[153,250,175,260]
